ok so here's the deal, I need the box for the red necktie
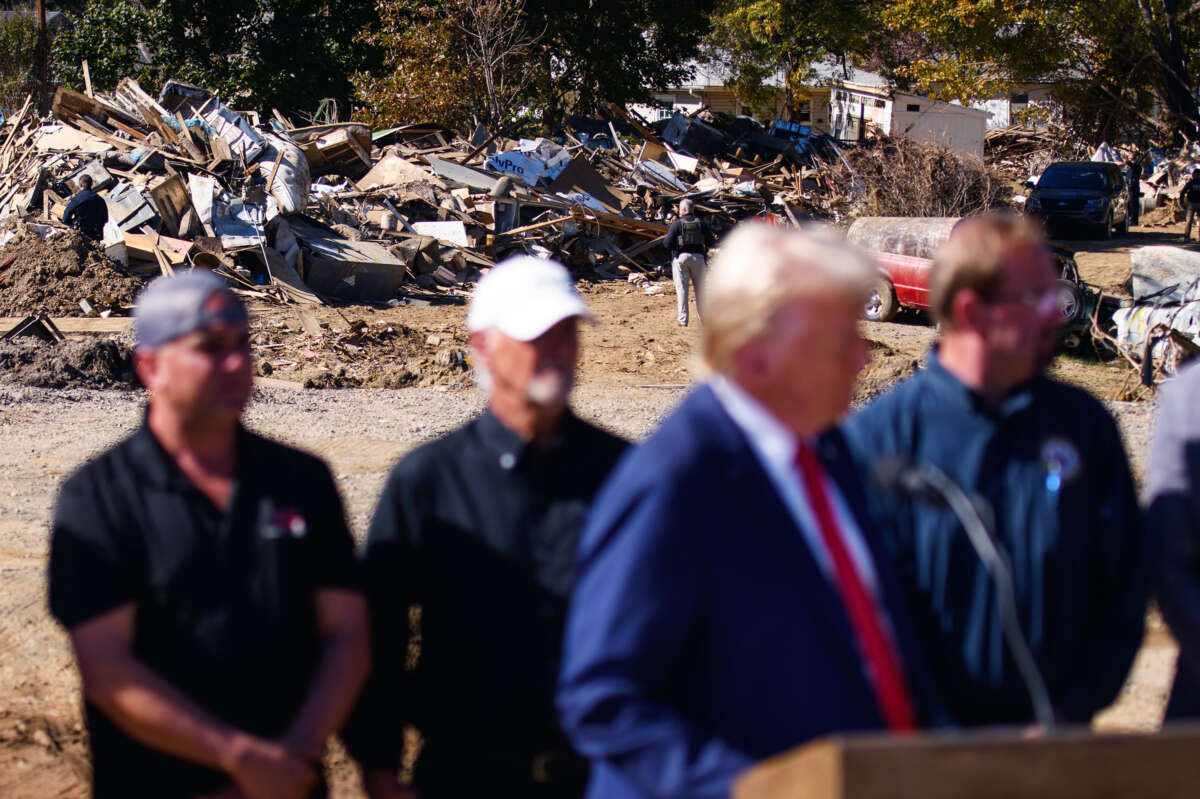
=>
[794,442,917,732]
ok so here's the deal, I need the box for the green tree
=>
[522,0,717,124]
[54,0,378,114]
[705,0,882,118]
[351,0,474,129]
[0,9,39,112]
[52,0,154,92]
[879,0,1200,142]
[353,0,707,130]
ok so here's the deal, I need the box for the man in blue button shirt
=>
[843,213,1146,726]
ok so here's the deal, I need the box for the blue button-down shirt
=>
[842,351,1147,725]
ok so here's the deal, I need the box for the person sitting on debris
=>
[1148,359,1200,718]
[557,223,946,799]
[61,174,109,241]
[842,213,1147,727]
[345,256,627,799]
[48,271,370,799]
[663,198,714,326]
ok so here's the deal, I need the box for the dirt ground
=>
[0,230,141,318]
[0,220,1187,798]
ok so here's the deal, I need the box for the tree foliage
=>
[53,0,377,113]
[0,9,39,113]
[879,0,1200,142]
[878,1,1070,100]
[523,0,716,122]
[53,0,154,92]
[705,0,881,117]
[352,0,474,129]
[354,0,713,130]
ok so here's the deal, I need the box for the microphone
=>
[873,456,1056,731]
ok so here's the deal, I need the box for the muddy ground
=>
[0,220,1188,798]
[0,230,141,318]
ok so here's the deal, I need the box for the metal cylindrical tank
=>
[845,217,962,259]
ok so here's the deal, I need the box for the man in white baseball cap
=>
[347,255,627,799]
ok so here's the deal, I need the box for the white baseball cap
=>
[467,255,591,340]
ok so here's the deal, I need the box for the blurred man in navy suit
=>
[557,222,945,799]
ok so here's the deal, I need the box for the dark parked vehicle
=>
[1024,161,1130,239]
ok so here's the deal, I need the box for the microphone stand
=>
[906,463,1056,731]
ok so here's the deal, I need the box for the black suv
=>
[1025,161,1130,239]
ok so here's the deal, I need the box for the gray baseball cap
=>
[133,270,248,350]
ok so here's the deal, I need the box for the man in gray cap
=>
[48,271,370,799]
[346,256,627,799]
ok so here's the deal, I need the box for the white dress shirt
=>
[709,374,881,592]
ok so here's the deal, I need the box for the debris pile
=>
[249,311,473,389]
[1110,246,1200,381]
[0,228,141,317]
[832,140,1011,220]
[0,336,135,389]
[984,123,1088,180]
[0,81,855,324]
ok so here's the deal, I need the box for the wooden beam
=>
[459,130,500,165]
[608,102,665,147]
[0,317,133,334]
[264,148,285,193]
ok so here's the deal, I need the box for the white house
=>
[631,60,991,158]
[629,61,789,121]
[971,84,1060,129]
[816,80,991,157]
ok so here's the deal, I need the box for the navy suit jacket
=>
[557,385,946,799]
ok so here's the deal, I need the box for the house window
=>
[835,91,844,100]
[796,100,811,121]
[874,99,886,108]
[906,103,921,112]
[1011,93,1029,103]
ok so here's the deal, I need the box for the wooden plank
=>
[494,216,571,237]
[148,174,194,237]
[152,244,176,277]
[345,134,373,167]
[735,726,1200,799]
[82,60,93,97]
[0,95,32,158]
[459,130,499,165]
[123,232,190,264]
[0,317,132,334]
[72,117,135,151]
[264,149,285,193]
[108,118,149,141]
[174,112,205,161]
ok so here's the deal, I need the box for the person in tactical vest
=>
[664,198,714,326]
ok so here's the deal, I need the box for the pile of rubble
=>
[0,79,852,325]
[1111,246,1200,383]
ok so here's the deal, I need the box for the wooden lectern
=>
[734,724,1200,799]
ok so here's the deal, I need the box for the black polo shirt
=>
[48,417,358,799]
[344,409,627,792]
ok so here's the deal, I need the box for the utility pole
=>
[34,0,49,113]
